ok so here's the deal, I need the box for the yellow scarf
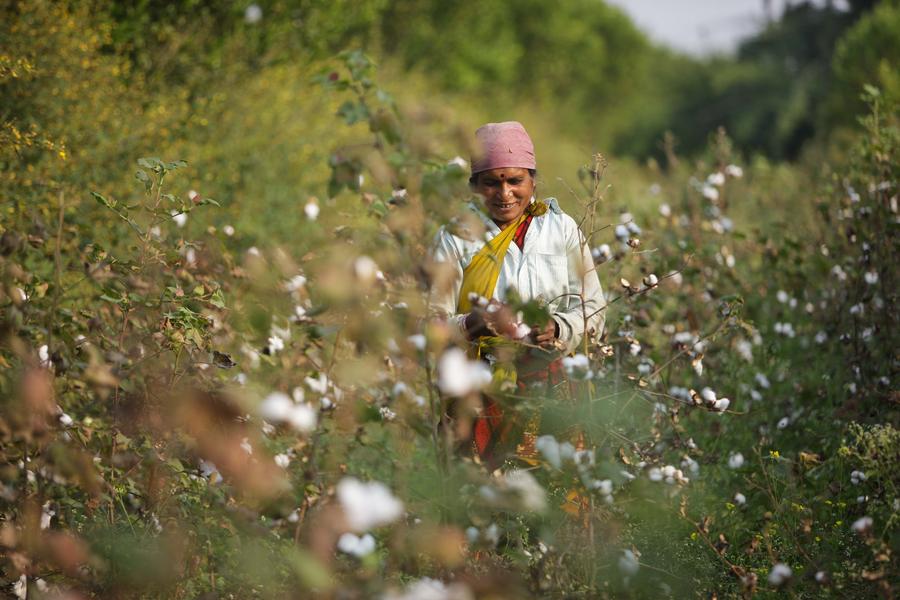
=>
[456,200,548,313]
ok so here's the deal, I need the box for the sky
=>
[604,0,851,56]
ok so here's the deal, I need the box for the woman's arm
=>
[552,218,606,353]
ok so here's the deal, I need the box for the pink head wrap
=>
[470,121,536,175]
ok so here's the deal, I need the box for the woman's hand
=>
[531,319,559,348]
[464,300,520,339]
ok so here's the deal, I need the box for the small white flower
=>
[337,532,376,557]
[768,563,792,586]
[274,453,291,469]
[728,452,745,469]
[379,406,397,421]
[171,210,188,227]
[337,477,404,532]
[304,199,320,220]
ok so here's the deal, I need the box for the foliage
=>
[1,2,899,598]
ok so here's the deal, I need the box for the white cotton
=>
[536,435,561,469]
[223,224,235,236]
[648,467,663,482]
[503,469,547,512]
[259,392,293,422]
[777,417,790,429]
[285,274,307,292]
[851,516,873,533]
[725,164,743,178]
[659,203,672,217]
[240,438,253,455]
[755,373,771,389]
[13,575,26,599]
[304,199,319,220]
[618,549,640,577]
[244,4,263,23]
[171,210,188,227]
[728,452,745,469]
[407,334,426,350]
[59,412,73,427]
[768,563,792,586]
[864,271,879,285]
[38,344,51,368]
[267,334,285,354]
[447,156,468,169]
[274,453,291,468]
[337,532,376,557]
[437,347,492,397]
[41,502,55,529]
[615,224,630,240]
[353,256,379,284]
[337,477,403,532]
[305,373,330,395]
[592,244,612,262]
[287,404,317,433]
[707,172,726,187]
[734,492,746,506]
[850,470,867,485]
[701,387,717,403]
[702,184,719,201]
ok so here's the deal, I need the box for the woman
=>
[431,121,605,465]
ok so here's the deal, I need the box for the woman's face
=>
[473,167,536,228]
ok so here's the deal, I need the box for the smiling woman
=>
[430,121,606,466]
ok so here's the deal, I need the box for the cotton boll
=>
[768,563,792,587]
[259,392,292,422]
[274,453,291,468]
[503,469,547,512]
[728,453,745,469]
[734,492,746,506]
[618,549,640,578]
[437,347,492,396]
[536,435,561,469]
[337,532,376,557]
[337,478,404,532]
[304,199,320,220]
[288,404,317,433]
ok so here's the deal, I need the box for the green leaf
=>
[135,169,152,192]
[208,289,226,309]
[91,191,115,208]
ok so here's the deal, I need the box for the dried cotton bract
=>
[337,477,404,532]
